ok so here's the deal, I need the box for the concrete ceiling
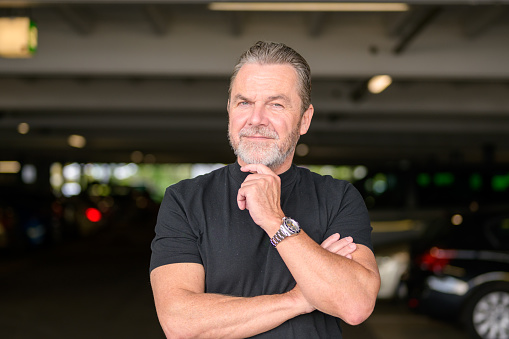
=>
[1,1,509,168]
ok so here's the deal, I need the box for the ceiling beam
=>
[462,5,508,38]
[55,4,94,36]
[308,12,327,37]
[228,12,243,37]
[392,6,442,55]
[144,4,169,35]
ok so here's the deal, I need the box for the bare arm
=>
[151,234,356,338]
[150,263,309,338]
[238,164,381,325]
[278,232,380,325]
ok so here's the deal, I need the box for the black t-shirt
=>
[150,162,373,338]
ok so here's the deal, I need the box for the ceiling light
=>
[367,75,392,94]
[17,122,30,134]
[68,134,86,148]
[0,161,21,173]
[0,17,37,58]
[209,2,409,12]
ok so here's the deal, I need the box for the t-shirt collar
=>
[229,161,297,188]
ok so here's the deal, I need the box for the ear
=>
[227,99,230,113]
[299,104,314,136]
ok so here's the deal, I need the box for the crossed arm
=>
[151,234,372,338]
[150,164,381,338]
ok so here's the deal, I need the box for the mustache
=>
[239,126,279,139]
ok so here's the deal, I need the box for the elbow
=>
[317,296,375,326]
[342,272,380,325]
[329,289,378,326]
[340,303,375,326]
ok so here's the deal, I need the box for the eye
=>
[238,101,250,106]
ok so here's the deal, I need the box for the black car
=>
[403,209,509,339]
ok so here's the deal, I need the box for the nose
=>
[247,103,269,126]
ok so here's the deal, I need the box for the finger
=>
[320,233,340,249]
[241,173,266,184]
[237,189,247,210]
[323,235,352,251]
[336,243,357,257]
[241,164,276,176]
[326,237,355,255]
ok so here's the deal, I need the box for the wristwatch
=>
[270,217,301,247]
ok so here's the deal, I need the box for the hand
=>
[321,233,357,259]
[237,164,285,234]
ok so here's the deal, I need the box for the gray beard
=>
[228,125,299,171]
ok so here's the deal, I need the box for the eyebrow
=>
[232,94,250,102]
[267,95,290,103]
[232,94,291,103]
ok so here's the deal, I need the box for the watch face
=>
[284,218,300,233]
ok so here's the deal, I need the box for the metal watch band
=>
[270,227,288,247]
[270,217,300,247]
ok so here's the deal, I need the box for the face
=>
[228,63,313,173]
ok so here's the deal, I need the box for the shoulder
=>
[294,166,366,212]
[295,165,354,193]
[168,164,229,194]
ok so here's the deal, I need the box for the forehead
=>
[232,63,299,97]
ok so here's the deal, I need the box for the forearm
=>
[277,231,380,324]
[153,280,310,338]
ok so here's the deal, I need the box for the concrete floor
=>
[0,223,468,339]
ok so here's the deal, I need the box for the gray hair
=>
[228,41,311,116]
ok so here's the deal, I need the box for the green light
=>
[417,173,431,187]
[469,173,482,191]
[492,173,509,192]
[434,172,454,186]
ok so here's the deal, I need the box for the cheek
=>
[228,118,243,140]
[229,113,248,131]
[273,119,294,138]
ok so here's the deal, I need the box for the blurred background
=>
[1,1,509,338]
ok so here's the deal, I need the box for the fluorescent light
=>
[0,161,21,173]
[368,75,392,94]
[209,2,409,12]
[0,17,37,58]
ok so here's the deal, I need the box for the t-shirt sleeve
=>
[149,186,202,272]
[325,181,374,253]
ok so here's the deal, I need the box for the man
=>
[150,41,380,338]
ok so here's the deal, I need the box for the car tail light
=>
[408,298,419,309]
[417,247,453,273]
[85,207,102,223]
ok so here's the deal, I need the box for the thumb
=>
[237,190,246,210]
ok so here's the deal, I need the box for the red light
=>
[408,298,419,309]
[85,208,102,222]
[417,247,452,273]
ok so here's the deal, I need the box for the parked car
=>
[403,208,509,339]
